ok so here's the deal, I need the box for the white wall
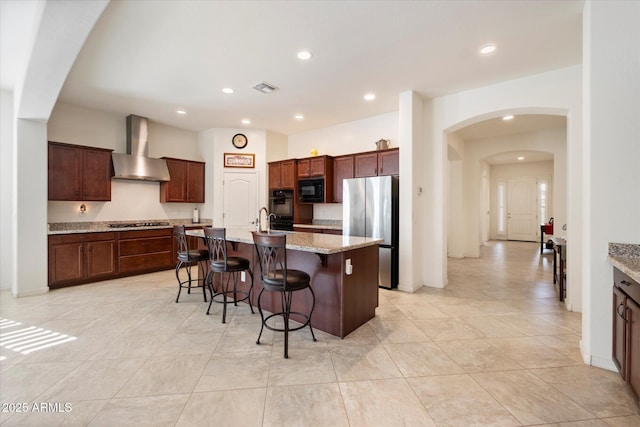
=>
[582,0,640,370]
[199,128,268,227]
[287,111,399,159]
[0,90,14,290]
[47,102,202,223]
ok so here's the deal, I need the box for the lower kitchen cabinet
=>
[48,228,181,288]
[612,267,640,407]
[48,233,117,288]
[119,229,174,274]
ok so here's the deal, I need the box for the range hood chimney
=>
[111,114,171,181]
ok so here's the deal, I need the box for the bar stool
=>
[174,225,209,303]
[252,232,316,358]
[204,227,254,323]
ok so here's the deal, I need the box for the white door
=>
[223,172,257,229]
[507,177,538,241]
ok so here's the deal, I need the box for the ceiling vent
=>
[252,81,279,94]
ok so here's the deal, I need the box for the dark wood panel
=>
[354,152,378,177]
[613,286,627,377]
[119,236,172,256]
[82,148,112,201]
[86,240,117,278]
[49,242,83,284]
[118,228,172,239]
[48,143,82,200]
[119,252,173,274]
[627,297,640,404]
[161,158,187,202]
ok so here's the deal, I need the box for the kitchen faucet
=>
[258,206,270,233]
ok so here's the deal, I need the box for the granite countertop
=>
[608,243,640,283]
[187,228,381,255]
[48,219,212,235]
[293,223,343,231]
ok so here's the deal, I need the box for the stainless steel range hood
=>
[112,114,171,181]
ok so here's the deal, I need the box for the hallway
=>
[0,241,638,426]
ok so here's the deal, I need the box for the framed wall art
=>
[224,153,255,168]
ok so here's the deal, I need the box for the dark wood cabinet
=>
[48,141,112,201]
[160,158,205,203]
[378,148,400,176]
[354,148,399,178]
[333,155,354,203]
[119,229,173,274]
[268,160,296,189]
[297,155,333,179]
[48,232,116,288]
[612,267,640,407]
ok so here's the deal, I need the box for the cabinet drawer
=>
[120,236,172,256]
[119,252,173,273]
[49,232,114,244]
[615,268,640,303]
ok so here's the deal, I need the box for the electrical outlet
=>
[345,259,353,275]
[241,271,246,282]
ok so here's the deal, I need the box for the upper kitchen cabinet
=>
[354,148,399,178]
[297,155,333,179]
[48,141,113,201]
[268,159,296,189]
[333,155,354,203]
[160,158,205,203]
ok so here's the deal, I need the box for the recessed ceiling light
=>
[297,50,312,60]
[480,44,497,55]
[517,156,525,160]
[502,115,514,121]
[294,114,304,120]
[241,119,251,125]
[364,93,376,101]
[176,110,187,115]
[222,87,234,94]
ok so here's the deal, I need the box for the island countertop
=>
[187,228,382,255]
[608,242,640,283]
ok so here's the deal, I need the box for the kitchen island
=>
[188,228,382,338]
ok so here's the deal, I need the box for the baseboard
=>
[12,287,49,298]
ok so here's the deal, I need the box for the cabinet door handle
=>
[617,301,627,320]
[620,280,631,287]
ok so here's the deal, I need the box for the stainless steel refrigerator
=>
[343,175,399,289]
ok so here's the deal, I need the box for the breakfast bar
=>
[188,228,382,338]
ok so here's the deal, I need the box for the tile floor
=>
[1,241,639,426]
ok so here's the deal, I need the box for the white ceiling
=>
[2,0,583,136]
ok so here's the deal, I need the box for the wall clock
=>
[232,133,248,149]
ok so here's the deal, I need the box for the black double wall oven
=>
[269,189,294,230]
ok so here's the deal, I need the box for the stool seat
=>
[211,256,250,272]
[262,270,310,292]
[178,249,210,262]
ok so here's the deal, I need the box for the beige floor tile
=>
[116,353,209,397]
[485,336,581,369]
[176,388,266,427]
[472,370,595,424]
[37,358,147,402]
[384,341,464,377]
[324,324,381,347]
[436,338,524,373]
[330,344,402,381]
[413,318,479,341]
[534,334,584,363]
[0,360,82,405]
[195,352,269,392]
[367,318,429,343]
[456,315,527,338]
[88,394,189,426]
[268,347,336,386]
[602,415,640,426]
[537,420,608,427]
[264,383,349,427]
[531,365,638,418]
[153,331,220,356]
[339,378,436,427]
[392,302,449,320]
[408,374,521,427]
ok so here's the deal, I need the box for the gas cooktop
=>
[108,222,170,228]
